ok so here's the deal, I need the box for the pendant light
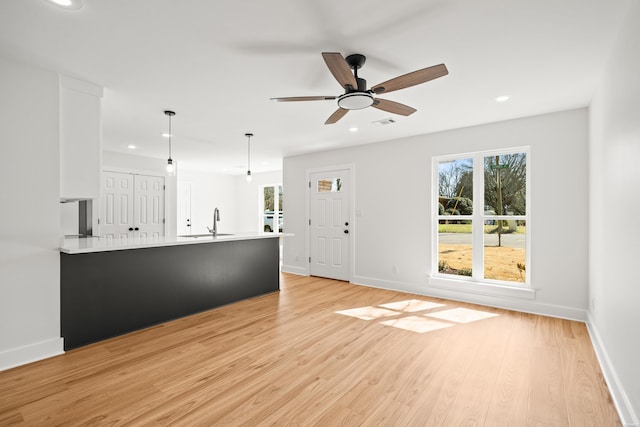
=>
[164,110,176,174]
[245,133,253,182]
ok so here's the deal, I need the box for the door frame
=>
[98,167,169,237]
[305,164,355,282]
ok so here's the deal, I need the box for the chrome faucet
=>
[207,207,220,237]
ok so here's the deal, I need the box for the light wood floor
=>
[0,273,620,426]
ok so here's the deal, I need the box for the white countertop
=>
[60,232,281,254]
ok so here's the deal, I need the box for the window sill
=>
[426,276,535,300]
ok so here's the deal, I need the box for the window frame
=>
[260,183,283,233]
[429,147,533,299]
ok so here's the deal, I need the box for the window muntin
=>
[435,149,529,287]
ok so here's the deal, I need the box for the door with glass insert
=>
[309,169,350,281]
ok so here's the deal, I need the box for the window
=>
[317,177,343,192]
[433,148,529,288]
[262,185,283,232]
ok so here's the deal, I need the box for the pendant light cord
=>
[245,133,253,174]
[247,135,251,173]
[168,114,172,159]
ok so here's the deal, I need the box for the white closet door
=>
[100,171,134,241]
[100,172,165,239]
[135,174,165,239]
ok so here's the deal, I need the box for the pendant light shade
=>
[245,133,253,182]
[164,110,176,174]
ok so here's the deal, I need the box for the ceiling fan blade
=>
[325,108,349,125]
[371,63,448,94]
[371,98,417,116]
[270,96,336,102]
[322,52,358,90]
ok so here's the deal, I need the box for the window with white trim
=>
[433,148,530,287]
[262,184,283,233]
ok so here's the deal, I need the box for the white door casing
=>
[100,171,165,239]
[309,169,350,281]
[177,182,192,236]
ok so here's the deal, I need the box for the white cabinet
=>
[60,75,103,201]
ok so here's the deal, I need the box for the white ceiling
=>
[0,0,633,174]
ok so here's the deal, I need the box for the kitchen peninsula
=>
[59,233,280,350]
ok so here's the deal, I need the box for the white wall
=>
[235,171,283,233]
[0,56,64,370]
[588,1,640,424]
[178,169,239,235]
[283,108,589,318]
[174,169,282,235]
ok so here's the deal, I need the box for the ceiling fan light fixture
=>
[338,92,374,110]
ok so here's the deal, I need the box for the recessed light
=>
[127,145,136,149]
[349,127,359,132]
[44,0,83,10]
[496,95,510,102]
[161,133,172,138]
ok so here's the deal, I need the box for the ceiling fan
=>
[270,52,448,125]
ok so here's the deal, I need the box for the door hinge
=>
[97,218,100,225]
[163,218,165,224]
[163,185,166,190]
[309,219,311,226]
[308,181,311,188]
[309,257,311,263]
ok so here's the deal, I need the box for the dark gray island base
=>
[61,237,279,350]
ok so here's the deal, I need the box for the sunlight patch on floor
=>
[379,299,445,312]
[425,307,499,324]
[335,299,499,333]
[335,306,400,320]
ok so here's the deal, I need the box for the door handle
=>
[134,227,139,231]
[344,229,349,234]
[345,222,349,226]
[128,227,133,231]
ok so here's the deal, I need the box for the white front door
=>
[309,169,350,281]
[100,171,165,239]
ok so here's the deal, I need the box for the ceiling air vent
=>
[372,118,396,126]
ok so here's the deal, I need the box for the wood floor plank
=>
[0,273,620,426]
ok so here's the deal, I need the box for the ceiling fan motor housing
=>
[339,55,372,110]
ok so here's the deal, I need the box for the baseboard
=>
[351,275,425,295]
[280,264,308,276]
[586,314,639,427]
[0,338,64,371]
[351,275,587,321]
